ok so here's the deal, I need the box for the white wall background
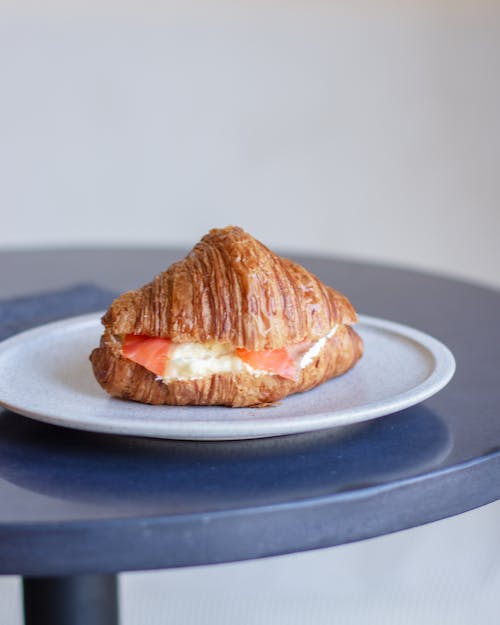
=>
[1,2,500,624]
[1,1,499,287]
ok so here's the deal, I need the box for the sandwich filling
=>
[121,325,338,382]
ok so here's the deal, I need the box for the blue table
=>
[1,249,499,625]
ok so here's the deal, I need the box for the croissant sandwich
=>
[90,226,363,407]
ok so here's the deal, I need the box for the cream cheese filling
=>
[300,325,338,368]
[162,342,267,381]
[158,325,338,382]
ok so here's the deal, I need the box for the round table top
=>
[0,248,499,577]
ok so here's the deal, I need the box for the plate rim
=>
[0,312,456,440]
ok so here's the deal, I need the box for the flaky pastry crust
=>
[98,226,357,349]
[90,226,363,407]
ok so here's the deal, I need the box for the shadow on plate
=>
[0,405,452,515]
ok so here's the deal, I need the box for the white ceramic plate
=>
[0,313,455,440]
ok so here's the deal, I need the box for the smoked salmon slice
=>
[236,347,298,381]
[122,334,172,377]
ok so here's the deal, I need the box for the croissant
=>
[90,226,363,407]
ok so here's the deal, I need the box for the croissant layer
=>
[90,324,363,407]
[101,226,357,351]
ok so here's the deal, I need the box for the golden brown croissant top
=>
[102,226,357,351]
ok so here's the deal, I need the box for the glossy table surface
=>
[0,248,499,576]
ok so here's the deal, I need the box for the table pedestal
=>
[23,574,118,625]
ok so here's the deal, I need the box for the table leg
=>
[22,574,119,625]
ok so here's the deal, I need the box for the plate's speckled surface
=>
[0,313,455,440]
